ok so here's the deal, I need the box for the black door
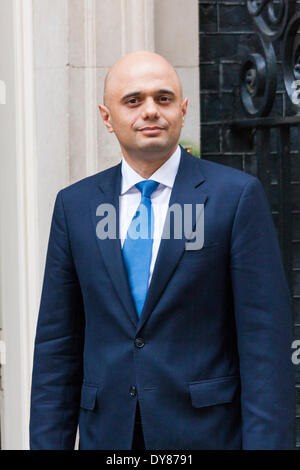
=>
[199,0,300,448]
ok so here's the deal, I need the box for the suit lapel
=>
[136,148,208,332]
[89,149,208,332]
[90,163,138,328]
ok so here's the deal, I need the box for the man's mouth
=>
[138,126,164,136]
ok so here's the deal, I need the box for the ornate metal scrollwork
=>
[282,12,300,111]
[241,0,300,116]
[240,37,277,116]
[247,0,295,41]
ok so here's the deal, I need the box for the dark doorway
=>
[199,0,300,448]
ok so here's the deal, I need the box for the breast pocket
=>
[179,243,218,268]
[188,375,240,408]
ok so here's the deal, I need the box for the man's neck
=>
[121,146,178,179]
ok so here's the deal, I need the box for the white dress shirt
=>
[119,145,181,285]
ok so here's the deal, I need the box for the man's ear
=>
[98,105,114,133]
[181,98,188,127]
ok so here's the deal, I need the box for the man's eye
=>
[159,96,170,102]
[127,98,138,104]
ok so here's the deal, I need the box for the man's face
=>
[100,58,188,159]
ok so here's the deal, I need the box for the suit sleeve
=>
[30,190,85,450]
[230,177,295,449]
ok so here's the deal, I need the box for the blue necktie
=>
[122,180,159,317]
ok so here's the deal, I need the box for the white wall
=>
[154,0,200,154]
[0,0,39,449]
[0,0,200,449]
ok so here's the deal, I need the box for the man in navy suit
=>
[30,51,295,450]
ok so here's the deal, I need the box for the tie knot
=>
[135,180,159,199]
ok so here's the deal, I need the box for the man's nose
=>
[141,97,160,119]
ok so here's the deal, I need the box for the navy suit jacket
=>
[30,147,295,449]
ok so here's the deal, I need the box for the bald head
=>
[103,51,182,107]
[99,50,188,170]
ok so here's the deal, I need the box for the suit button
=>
[135,338,145,348]
[129,385,137,397]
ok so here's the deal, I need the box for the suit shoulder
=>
[58,162,120,199]
[197,157,255,184]
[189,155,259,194]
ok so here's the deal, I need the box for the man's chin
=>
[136,137,170,152]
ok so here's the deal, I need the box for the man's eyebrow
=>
[121,91,141,101]
[157,89,175,96]
[121,89,175,101]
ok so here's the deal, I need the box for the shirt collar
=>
[120,145,181,195]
